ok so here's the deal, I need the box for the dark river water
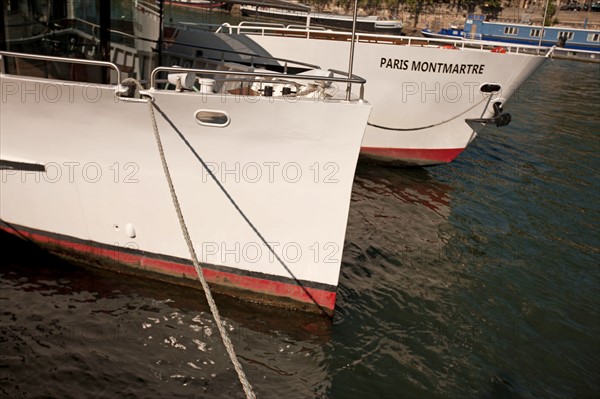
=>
[1,16,599,399]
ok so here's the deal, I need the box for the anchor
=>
[466,101,512,127]
[466,82,512,130]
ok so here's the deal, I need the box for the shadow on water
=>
[341,163,456,307]
[0,229,333,398]
[326,164,479,399]
[0,228,331,339]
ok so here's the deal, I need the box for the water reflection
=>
[342,163,456,303]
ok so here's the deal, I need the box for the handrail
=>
[4,18,153,46]
[327,68,364,81]
[221,22,555,55]
[172,19,553,55]
[73,17,159,44]
[238,21,287,29]
[0,51,121,84]
[179,55,359,87]
[215,22,232,34]
[286,25,327,31]
[210,20,561,56]
[178,21,228,31]
[150,66,366,100]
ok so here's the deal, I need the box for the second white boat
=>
[174,22,552,165]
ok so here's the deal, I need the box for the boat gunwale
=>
[0,50,368,102]
[199,21,555,56]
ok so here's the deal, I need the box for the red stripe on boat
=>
[0,225,336,311]
[361,147,465,164]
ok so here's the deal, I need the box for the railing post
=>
[98,0,111,84]
[0,2,6,53]
[346,0,359,101]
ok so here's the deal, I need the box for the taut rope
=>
[121,78,256,399]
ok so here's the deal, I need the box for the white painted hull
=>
[190,28,547,165]
[0,73,371,314]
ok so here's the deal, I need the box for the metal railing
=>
[0,50,122,84]
[215,21,287,34]
[179,20,555,56]
[214,22,555,56]
[181,20,554,54]
[0,51,366,101]
[150,65,366,101]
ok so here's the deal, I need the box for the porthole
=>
[194,110,230,128]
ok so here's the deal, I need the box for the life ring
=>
[441,45,458,50]
[491,46,507,53]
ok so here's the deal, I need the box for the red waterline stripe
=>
[361,147,465,164]
[0,225,337,311]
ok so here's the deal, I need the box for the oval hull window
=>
[194,110,230,127]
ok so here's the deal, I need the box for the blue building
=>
[463,14,600,53]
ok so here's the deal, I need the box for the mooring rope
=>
[121,78,256,399]
[366,93,492,132]
[150,102,329,316]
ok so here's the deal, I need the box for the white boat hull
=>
[0,73,371,314]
